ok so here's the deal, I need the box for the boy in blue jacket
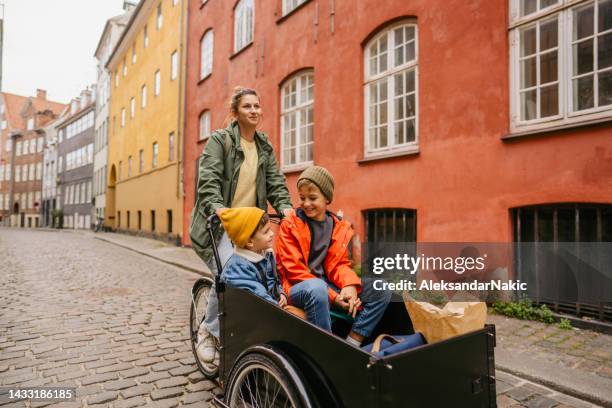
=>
[219,207,287,306]
[197,207,287,363]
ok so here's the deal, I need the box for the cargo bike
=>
[190,214,498,408]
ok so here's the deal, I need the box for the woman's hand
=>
[215,207,227,217]
[278,293,288,307]
[339,285,362,318]
[281,208,293,219]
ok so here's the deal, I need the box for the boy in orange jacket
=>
[275,166,391,346]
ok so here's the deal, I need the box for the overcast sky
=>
[2,0,133,104]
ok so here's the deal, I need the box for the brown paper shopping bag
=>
[403,297,487,343]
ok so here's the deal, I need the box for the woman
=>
[189,87,292,367]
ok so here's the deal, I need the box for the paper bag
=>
[404,298,487,343]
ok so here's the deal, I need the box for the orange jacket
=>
[275,209,362,305]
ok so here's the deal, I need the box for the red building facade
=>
[183,0,612,248]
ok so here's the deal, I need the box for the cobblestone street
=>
[1,229,214,407]
[0,229,608,407]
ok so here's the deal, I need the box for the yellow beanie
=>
[219,207,265,248]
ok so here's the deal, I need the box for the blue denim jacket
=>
[221,248,285,304]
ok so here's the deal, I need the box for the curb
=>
[94,235,211,278]
[495,349,612,407]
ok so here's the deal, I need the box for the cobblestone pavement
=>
[490,314,612,382]
[0,229,215,407]
[0,229,606,407]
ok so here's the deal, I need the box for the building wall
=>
[107,0,185,242]
[183,0,612,247]
[58,105,95,230]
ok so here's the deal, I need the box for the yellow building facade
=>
[106,0,186,242]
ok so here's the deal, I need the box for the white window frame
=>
[199,110,211,141]
[27,118,34,130]
[282,0,307,16]
[152,142,158,168]
[234,0,254,53]
[364,20,420,158]
[200,30,214,79]
[141,85,147,108]
[155,70,161,96]
[280,71,315,171]
[157,3,163,30]
[509,0,612,134]
[171,51,178,80]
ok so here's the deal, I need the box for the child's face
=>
[247,222,275,252]
[298,184,328,222]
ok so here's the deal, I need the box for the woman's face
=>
[234,94,261,128]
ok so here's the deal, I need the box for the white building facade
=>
[93,5,134,224]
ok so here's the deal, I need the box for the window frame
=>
[199,110,211,141]
[171,50,178,80]
[282,0,308,16]
[141,84,147,108]
[152,142,158,168]
[509,0,612,134]
[155,70,161,96]
[280,70,315,172]
[200,29,214,80]
[363,20,420,159]
[234,0,254,53]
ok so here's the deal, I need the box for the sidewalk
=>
[93,231,612,407]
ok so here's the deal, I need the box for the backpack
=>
[189,129,234,261]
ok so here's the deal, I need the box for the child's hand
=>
[278,293,288,307]
[339,285,362,318]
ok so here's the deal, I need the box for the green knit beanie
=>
[297,166,335,203]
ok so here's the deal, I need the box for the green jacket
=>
[189,121,292,263]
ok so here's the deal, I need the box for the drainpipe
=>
[176,0,188,243]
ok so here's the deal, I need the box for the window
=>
[157,3,163,30]
[282,0,308,16]
[141,85,147,108]
[138,210,142,229]
[16,141,22,156]
[171,51,178,80]
[167,209,173,233]
[234,0,254,52]
[1,120,6,130]
[365,22,419,158]
[119,160,122,180]
[123,60,127,77]
[37,137,43,152]
[281,71,314,169]
[201,30,214,79]
[15,165,21,182]
[29,163,35,181]
[30,139,35,154]
[173,0,179,6]
[365,208,417,242]
[199,111,211,140]
[132,45,137,64]
[144,25,149,48]
[128,155,132,177]
[152,142,158,168]
[117,211,121,228]
[23,140,29,155]
[155,70,161,96]
[512,203,612,321]
[121,108,126,127]
[36,163,42,180]
[169,132,175,161]
[151,210,156,231]
[509,0,612,132]
[115,72,119,87]
[127,211,131,229]
[130,97,135,118]
[139,149,144,173]
[27,118,34,130]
